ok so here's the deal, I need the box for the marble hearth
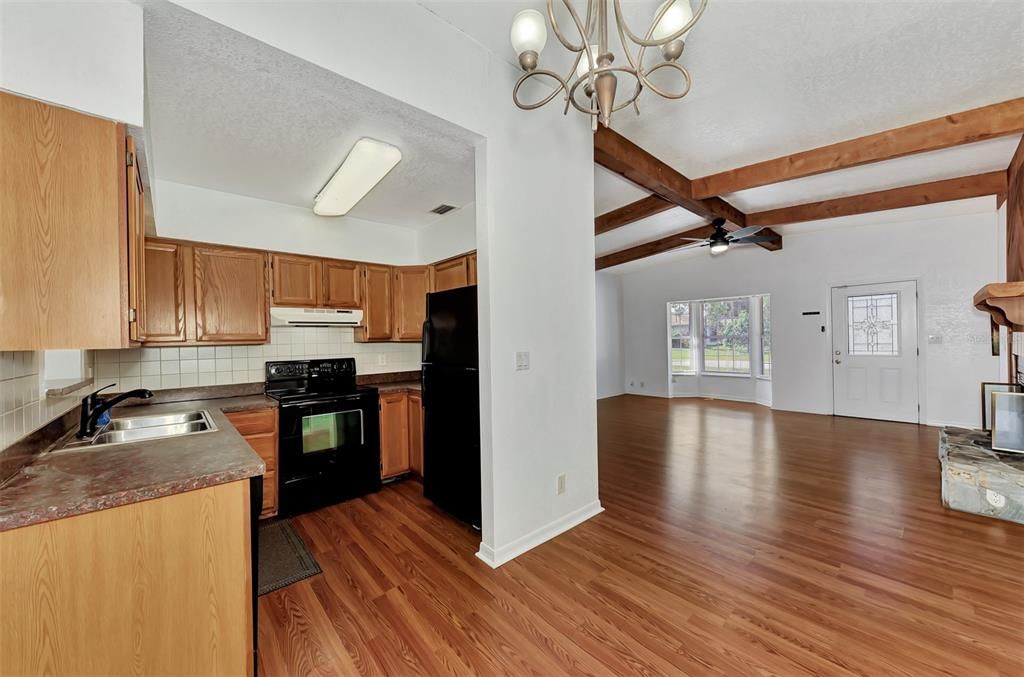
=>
[939,427,1024,524]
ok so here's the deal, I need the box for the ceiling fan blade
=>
[726,226,764,241]
[734,235,781,244]
[677,237,709,242]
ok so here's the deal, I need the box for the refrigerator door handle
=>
[422,320,432,363]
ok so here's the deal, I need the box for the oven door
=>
[278,393,380,515]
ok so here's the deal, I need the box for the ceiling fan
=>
[681,219,780,256]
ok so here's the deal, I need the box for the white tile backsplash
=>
[103,327,420,392]
[0,351,96,450]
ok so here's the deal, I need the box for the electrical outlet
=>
[629,381,635,387]
[515,351,530,371]
[377,354,387,365]
[556,474,566,495]
[639,381,645,388]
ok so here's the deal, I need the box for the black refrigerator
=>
[422,285,481,529]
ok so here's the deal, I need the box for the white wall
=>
[154,180,420,264]
[596,272,625,398]
[620,199,1001,428]
[175,1,600,566]
[417,203,477,263]
[0,0,143,125]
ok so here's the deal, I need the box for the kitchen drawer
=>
[244,432,277,471]
[260,471,278,519]
[225,407,276,436]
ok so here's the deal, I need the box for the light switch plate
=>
[515,351,530,371]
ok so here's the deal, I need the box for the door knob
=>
[834,359,842,364]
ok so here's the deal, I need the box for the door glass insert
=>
[301,409,363,454]
[847,293,899,356]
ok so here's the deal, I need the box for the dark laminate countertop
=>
[374,380,421,393]
[0,395,276,532]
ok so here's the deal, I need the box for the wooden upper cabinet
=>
[467,253,478,286]
[358,264,393,341]
[322,260,362,308]
[142,241,188,343]
[193,246,269,343]
[271,253,320,306]
[432,256,470,292]
[0,91,135,350]
[126,137,146,342]
[393,266,431,341]
[380,392,410,478]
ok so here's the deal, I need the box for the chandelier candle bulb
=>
[509,0,707,128]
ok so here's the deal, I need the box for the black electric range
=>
[265,358,380,516]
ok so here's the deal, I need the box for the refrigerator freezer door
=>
[423,286,478,369]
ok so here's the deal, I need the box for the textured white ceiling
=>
[427,0,1024,249]
[144,3,478,228]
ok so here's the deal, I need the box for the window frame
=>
[699,297,752,377]
[668,301,696,375]
[758,294,772,380]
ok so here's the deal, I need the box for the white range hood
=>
[270,306,363,327]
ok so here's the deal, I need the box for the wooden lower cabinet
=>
[379,389,424,479]
[408,391,424,475]
[0,481,253,676]
[225,407,279,519]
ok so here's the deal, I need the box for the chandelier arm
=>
[512,69,571,111]
[559,0,600,94]
[613,0,707,48]
[639,60,692,99]
[546,0,592,53]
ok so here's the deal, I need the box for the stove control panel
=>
[265,358,356,382]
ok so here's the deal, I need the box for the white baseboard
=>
[475,500,604,569]
[924,418,979,430]
[597,390,626,400]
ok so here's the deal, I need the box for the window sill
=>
[756,375,772,382]
[700,372,752,379]
[672,372,696,377]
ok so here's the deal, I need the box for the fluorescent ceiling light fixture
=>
[313,138,402,216]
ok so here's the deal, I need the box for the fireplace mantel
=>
[975,281,1024,330]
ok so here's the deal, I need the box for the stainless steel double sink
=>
[57,410,217,451]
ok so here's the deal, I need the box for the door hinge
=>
[128,308,137,322]
[126,150,135,167]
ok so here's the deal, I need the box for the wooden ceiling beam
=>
[594,126,748,226]
[596,223,715,270]
[595,195,675,235]
[747,171,1007,227]
[693,98,1024,199]
[1006,134,1024,281]
[594,126,782,251]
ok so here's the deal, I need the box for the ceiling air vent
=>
[430,204,457,215]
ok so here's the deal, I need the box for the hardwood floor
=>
[260,396,1024,676]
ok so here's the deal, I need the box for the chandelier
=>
[509,1,706,129]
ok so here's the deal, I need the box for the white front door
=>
[831,281,919,423]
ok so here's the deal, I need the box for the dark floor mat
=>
[258,519,321,596]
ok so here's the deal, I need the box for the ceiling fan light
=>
[313,138,401,217]
[510,9,547,61]
[709,239,729,255]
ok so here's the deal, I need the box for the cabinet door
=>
[359,263,393,341]
[467,253,477,286]
[380,392,410,478]
[193,246,269,343]
[408,391,423,475]
[393,266,431,341]
[142,240,188,343]
[432,256,469,292]
[322,260,362,308]
[271,253,320,306]
[0,91,131,350]
[126,136,146,342]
